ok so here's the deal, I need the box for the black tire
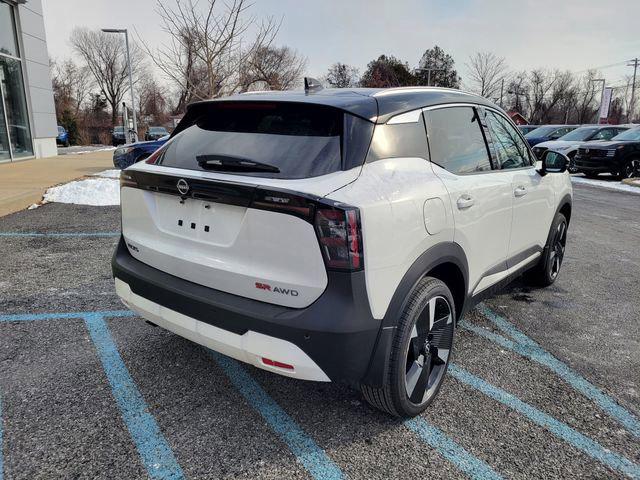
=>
[361,277,455,417]
[525,212,567,287]
[623,158,640,179]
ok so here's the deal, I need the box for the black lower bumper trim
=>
[112,237,380,385]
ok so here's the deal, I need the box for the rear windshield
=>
[157,102,374,179]
[150,127,167,133]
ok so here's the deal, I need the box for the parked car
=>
[56,125,70,147]
[524,125,577,146]
[113,86,572,418]
[144,126,169,141]
[574,127,640,179]
[113,136,169,169]
[518,125,539,135]
[532,125,628,172]
[112,126,127,146]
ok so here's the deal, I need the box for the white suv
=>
[113,86,572,417]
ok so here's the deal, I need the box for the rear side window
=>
[157,103,373,179]
[366,114,429,162]
[425,106,492,174]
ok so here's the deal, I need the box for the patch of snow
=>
[43,177,120,206]
[67,146,116,155]
[571,176,640,195]
[27,203,40,210]
[92,169,121,179]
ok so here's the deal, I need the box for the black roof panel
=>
[185,87,500,125]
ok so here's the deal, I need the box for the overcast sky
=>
[42,0,640,90]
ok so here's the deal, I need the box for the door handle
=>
[514,185,528,197]
[456,194,475,210]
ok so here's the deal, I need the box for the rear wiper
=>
[196,154,280,173]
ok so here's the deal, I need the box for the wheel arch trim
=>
[361,242,468,387]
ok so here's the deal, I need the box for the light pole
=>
[102,28,137,143]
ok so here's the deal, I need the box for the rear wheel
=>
[526,212,567,287]
[361,277,455,417]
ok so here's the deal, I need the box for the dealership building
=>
[0,0,56,162]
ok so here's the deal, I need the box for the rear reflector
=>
[262,358,294,370]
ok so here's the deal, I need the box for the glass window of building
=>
[0,0,33,161]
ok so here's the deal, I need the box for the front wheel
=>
[567,153,578,174]
[623,159,640,179]
[361,277,455,417]
[526,212,567,287]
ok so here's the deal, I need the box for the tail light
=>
[315,206,363,271]
[251,188,364,272]
[119,171,138,188]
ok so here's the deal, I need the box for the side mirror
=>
[538,150,568,176]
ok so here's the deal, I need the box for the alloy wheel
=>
[404,296,454,405]
[549,220,567,280]
[624,159,640,179]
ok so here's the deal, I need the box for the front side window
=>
[485,111,532,169]
[591,129,617,141]
[425,106,492,174]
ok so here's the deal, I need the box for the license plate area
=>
[153,193,246,246]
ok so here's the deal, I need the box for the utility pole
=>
[414,67,446,87]
[627,58,638,122]
[507,87,527,114]
[499,78,504,108]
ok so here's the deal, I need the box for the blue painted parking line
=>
[0,232,119,238]
[464,304,640,440]
[0,310,183,479]
[84,313,184,480]
[449,364,640,479]
[209,351,343,480]
[0,391,4,480]
[0,310,134,322]
[406,418,502,480]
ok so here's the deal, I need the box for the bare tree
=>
[573,70,600,123]
[144,0,281,108]
[71,28,144,124]
[241,45,306,91]
[136,71,169,124]
[526,70,575,124]
[466,52,508,101]
[324,63,359,88]
[51,58,93,117]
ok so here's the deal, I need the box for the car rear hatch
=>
[119,100,374,308]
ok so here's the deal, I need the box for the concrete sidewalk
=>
[0,150,114,217]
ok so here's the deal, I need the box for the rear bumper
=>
[112,237,381,385]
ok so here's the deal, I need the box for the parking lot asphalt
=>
[0,182,639,480]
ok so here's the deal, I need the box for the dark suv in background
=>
[144,126,169,141]
[525,125,577,146]
[574,127,640,179]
